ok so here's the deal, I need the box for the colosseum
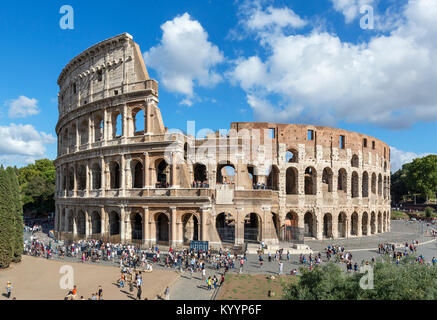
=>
[54,33,391,250]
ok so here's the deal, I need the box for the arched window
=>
[79,120,88,146]
[109,161,121,189]
[362,171,369,197]
[91,163,101,189]
[338,168,347,192]
[322,167,333,192]
[351,154,359,167]
[304,167,317,195]
[94,115,103,142]
[133,108,145,135]
[193,163,207,183]
[351,171,359,198]
[133,161,144,188]
[285,149,298,163]
[266,165,279,191]
[286,167,298,194]
[371,173,377,194]
[217,162,235,185]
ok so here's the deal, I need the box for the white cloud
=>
[144,13,224,106]
[229,0,437,128]
[6,96,40,118]
[390,146,431,172]
[0,124,56,163]
[246,5,307,30]
[330,0,375,23]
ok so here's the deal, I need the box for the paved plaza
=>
[13,220,437,300]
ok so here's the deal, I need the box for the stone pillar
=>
[171,152,178,188]
[121,154,126,197]
[75,120,79,152]
[170,207,177,247]
[72,210,77,237]
[100,206,106,237]
[235,208,244,245]
[145,101,152,134]
[120,206,126,244]
[332,213,339,239]
[100,157,106,195]
[54,205,59,232]
[357,213,362,237]
[85,210,90,238]
[143,207,149,246]
[86,161,90,197]
[201,208,208,241]
[315,212,323,240]
[103,108,109,145]
[143,152,149,188]
[88,117,93,148]
[73,164,77,197]
[122,104,128,142]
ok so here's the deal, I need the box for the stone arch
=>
[79,119,88,146]
[193,163,207,183]
[69,123,77,150]
[286,167,298,194]
[283,211,299,241]
[91,163,101,190]
[247,165,258,185]
[351,154,359,167]
[266,165,279,191]
[68,167,74,191]
[338,168,347,193]
[109,161,121,189]
[182,213,199,244]
[304,212,316,237]
[94,114,104,142]
[66,209,74,232]
[304,167,317,195]
[351,171,359,198]
[362,171,369,198]
[362,212,369,235]
[322,167,333,193]
[156,158,169,187]
[155,212,169,243]
[338,212,347,238]
[133,107,145,135]
[377,211,382,233]
[62,128,69,154]
[285,149,298,163]
[76,210,86,235]
[371,173,377,194]
[370,211,376,234]
[112,111,122,139]
[351,212,359,236]
[217,161,235,185]
[77,165,86,191]
[108,211,120,236]
[216,212,235,243]
[132,160,144,188]
[323,213,333,238]
[244,212,262,243]
[91,211,101,235]
[378,174,382,196]
[131,211,143,240]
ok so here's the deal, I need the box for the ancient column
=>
[142,206,149,246]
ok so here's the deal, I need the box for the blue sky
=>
[0,0,435,171]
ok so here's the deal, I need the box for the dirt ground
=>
[0,256,179,300]
[217,274,297,300]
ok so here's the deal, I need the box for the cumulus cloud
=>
[6,96,40,118]
[0,124,56,162]
[330,0,375,23]
[390,146,431,172]
[229,0,437,128]
[144,13,224,106]
[246,5,307,30]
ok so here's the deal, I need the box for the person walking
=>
[6,282,12,299]
[164,286,170,300]
[278,262,283,275]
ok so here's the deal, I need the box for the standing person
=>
[164,287,170,300]
[202,268,206,281]
[278,262,283,275]
[6,282,12,299]
[136,285,142,300]
[98,286,103,300]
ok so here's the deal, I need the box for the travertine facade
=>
[54,34,391,249]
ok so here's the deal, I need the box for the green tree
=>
[18,159,55,216]
[6,167,23,262]
[404,155,437,200]
[0,167,15,268]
